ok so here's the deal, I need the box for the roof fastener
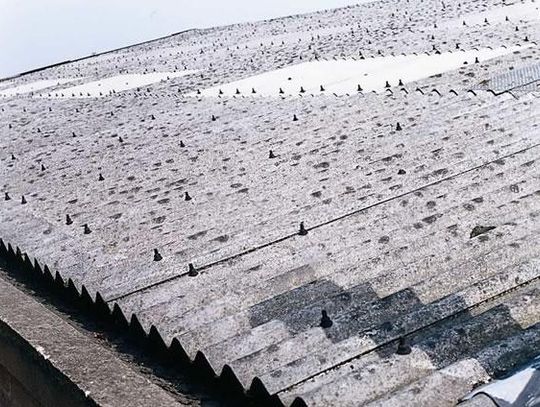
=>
[396,337,411,355]
[21,195,27,205]
[185,191,192,201]
[396,122,403,131]
[83,224,92,234]
[299,221,308,236]
[66,214,73,225]
[4,192,10,201]
[293,114,298,122]
[188,263,198,277]
[98,173,105,181]
[320,310,333,328]
[153,248,163,261]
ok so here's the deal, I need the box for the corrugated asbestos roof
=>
[1,0,540,405]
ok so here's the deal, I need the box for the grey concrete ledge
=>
[0,275,184,407]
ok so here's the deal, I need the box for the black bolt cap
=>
[185,191,192,201]
[41,163,46,171]
[83,224,92,234]
[293,114,298,122]
[396,122,403,131]
[11,153,16,160]
[396,337,411,355]
[21,195,27,205]
[299,221,308,236]
[188,263,198,277]
[398,169,406,175]
[66,214,73,225]
[153,249,163,262]
[180,140,185,147]
[211,115,217,121]
[269,150,276,159]
[357,84,363,92]
[98,173,104,181]
[320,85,325,92]
[4,192,10,201]
[320,310,333,329]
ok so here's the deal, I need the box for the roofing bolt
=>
[357,84,363,92]
[40,163,46,171]
[293,114,298,122]
[153,248,163,261]
[398,169,406,175]
[515,26,519,32]
[524,36,529,42]
[385,81,391,88]
[396,337,411,355]
[83,224,92,234]
[196,89,201,95]
[185,191,192,201]
[150,114,156,120]
[319,310,333,328]
[66,214,73,225]
[396,122,403,131]
[269,150,276,159]
[8,124,12,129]
[235,88,241,95]
[11,153,16,160]
[252,88,257,94]
[37,128,41,133]
[119,136,124,143]
[219,89,223,95]
[279,88,284,94]
[300,86,306,93]
[21,195,27,205]
[398,79,404,86]
[505,16,509,21]
[98,173,105,181]
[4,192,10,201]
[474,57,479,64]
[320,85,325,92]
[298,221,308,236]
[211,115,217,121]
[188,263,198,277]
[180,140,185,147]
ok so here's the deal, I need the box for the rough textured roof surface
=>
[1,0,540,405]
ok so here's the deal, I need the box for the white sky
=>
[0,0,361,78]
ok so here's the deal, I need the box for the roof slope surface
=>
[1,0,540,405]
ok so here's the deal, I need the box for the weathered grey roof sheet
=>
[1,0,540,405]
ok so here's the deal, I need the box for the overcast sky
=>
[0,0,361,78]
